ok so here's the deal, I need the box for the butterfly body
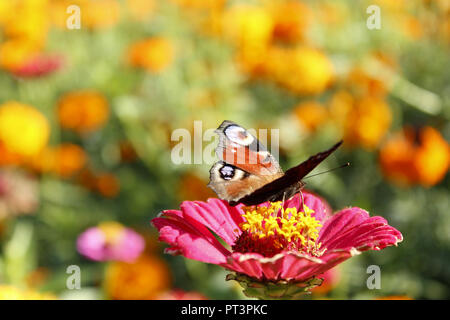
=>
[208,120,342,206]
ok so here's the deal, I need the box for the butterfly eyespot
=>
[225,125,254,146]
[219,165,235,180]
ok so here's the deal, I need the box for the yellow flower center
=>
[98,222,125,245]
[233,201,323,257]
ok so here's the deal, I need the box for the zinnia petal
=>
[152,211,230,264]
[319,207,403,251]
[180,198,244,245]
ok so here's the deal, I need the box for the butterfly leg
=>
[298,188,304,210]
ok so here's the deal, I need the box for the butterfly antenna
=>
[303,162,350,180]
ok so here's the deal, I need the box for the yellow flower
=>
[2,0,49,47]
[266,47,334,95]
[50,0,120,30]
[83,0,120,29]
[105,255,171,300]
[57,90,109,133]
[0,1,13,25]
[328,90,354,128]
[125,0,156,21]
[127,37,175,73]
[0,39,39,72]
[171,0,224,10]
[0,285,56,300]
[315,2,349,26]
[0,101,50,158]
[235,202,323,257]
[222,3,274,49]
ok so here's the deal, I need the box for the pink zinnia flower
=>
[13,54,63,78]
[77,222,145,262]
[152,192,402,299]
[156,289,208,300]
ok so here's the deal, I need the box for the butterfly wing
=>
[214,120,283,176]
[229,140,343,206]
[208,121,283,202]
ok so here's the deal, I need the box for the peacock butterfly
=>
[208,120,343,206]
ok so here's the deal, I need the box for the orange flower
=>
[293,101,328,133]
[26,267,50,289]
[96,173,120,198]
[342,96,392,150]
[127,37,175,73]
[269,0,311,43]
[0,101,50,158]
[28,144,86,177]
[51,144,87,177]
[76,168,98,190]
[0,142,22,166]
[119,141,138,163]
[57,90,109,133]
[105,254,171,300]
[177,172,216,202]
[0,39,40,73]
[346,67,388,98]
[345,53,397,98]
[379,127,450,187]
[401,16,423,40]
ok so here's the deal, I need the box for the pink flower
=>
[13,54,63,78]
[77,222,145,262]
[156,289,208,300]
[152,192,402,298]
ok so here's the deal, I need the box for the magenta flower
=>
[13,54,63,78]
[156,289,208,300]
[77,222,145,263]
[152,192,402,299]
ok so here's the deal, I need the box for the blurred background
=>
[0,0,449,300]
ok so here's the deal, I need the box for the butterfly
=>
[208,120,343,206]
